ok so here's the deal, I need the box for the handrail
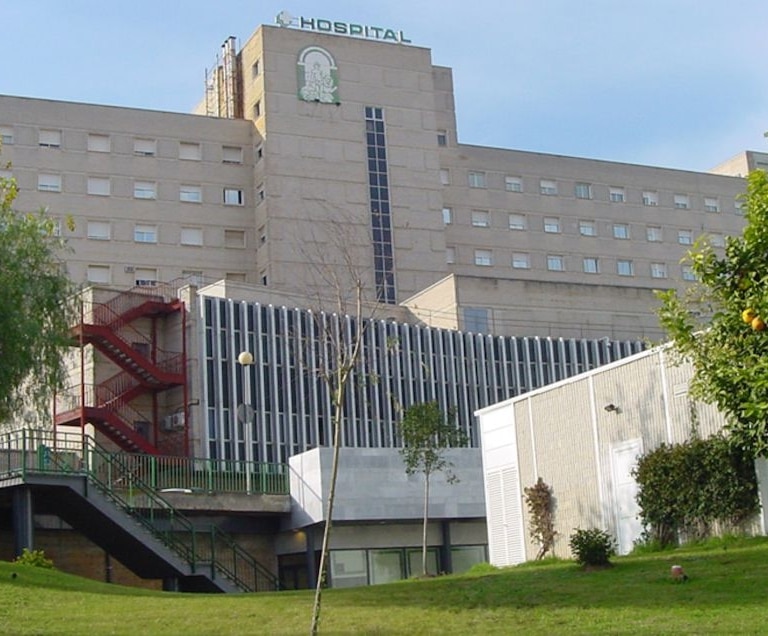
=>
[0,429,281,592]
[79,300,182,375]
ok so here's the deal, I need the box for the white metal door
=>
[610,439,644,555]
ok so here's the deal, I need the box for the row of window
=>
[75,221,248,248]
[442,207,726,246]
[440,168,734,213]
[0,125,249,163]
[26,171,250,205]
[84,266,259,287]
[458,248,689,279]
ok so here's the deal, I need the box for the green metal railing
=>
[116,453,289,495]
[0,429,282,593]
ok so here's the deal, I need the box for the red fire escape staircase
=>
[56,289,186,455]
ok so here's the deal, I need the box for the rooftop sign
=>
[275,11,412,44]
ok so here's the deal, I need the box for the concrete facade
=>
[1,19,764,340]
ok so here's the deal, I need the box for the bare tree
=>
[298,210,380,635]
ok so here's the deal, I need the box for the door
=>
[610,439,644,555]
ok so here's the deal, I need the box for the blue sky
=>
[2,1,766,171]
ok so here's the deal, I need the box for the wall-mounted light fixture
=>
[604,403,620,413]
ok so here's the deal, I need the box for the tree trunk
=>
[309,382,346,635]
[422,470,430,576]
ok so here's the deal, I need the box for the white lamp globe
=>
[237,351,254,365]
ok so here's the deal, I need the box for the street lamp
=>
[237,351,255,492]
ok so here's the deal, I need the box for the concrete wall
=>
[288,447,485,527]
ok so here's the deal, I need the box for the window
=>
[508,213,526,230]
[87,177,110,196]
[471,210,490,227]
[442,207,452,225]
[540,179,557,195]
[253,101,261,118]
[259,272,267,285]
[468,171,486,188]
[709,233,725,247]
[134,138,156,156]
[87,134,110,152]
[613,223,629,239]
[224,229,246,248]
[222,146,243,164]
[437,130,447,146]
[258,186,265,202]
[251,60,260,78]
[439,169,450,185]
[330,550,367,589]
[0,126,13,145]
[704,197,720,213]
[446,246,455,264]
[583,257,599,274]
[87,221,111,240]
[179,184,202,203]
[674,194,690,209]
[735,201,744,216]
[474,249,493,266]
[646,226,662,242]
[547,255,565,271]
[609,186,626,203]
[678,230,693,245]
[38,173,62,192]
[505,176,523,192]
[574,182,592,199]
[134,180,156,200]
[642,190,659,206]
[617,260,634,276]
[223,188,244,205]
[134,224,158,243]
[512,252,530,269]
[579,220,597,237]
[651,262,668,279]
[86,265,110,284]
[134,267,158,287]
[258,226,266,244]
[179,142,201,161]
[544,217,560,233]
[0,169,11,181]
[681,265,696,281]
[464,307,489,333]
[180,227,203,246]
[39,129,61,148]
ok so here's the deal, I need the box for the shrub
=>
[633,435,759,547]
[568,528,616,567]
[14,548,54,569]
[524,477,557,560]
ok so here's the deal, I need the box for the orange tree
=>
[657,169,768,456]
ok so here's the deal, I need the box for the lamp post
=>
[237,351,255,493]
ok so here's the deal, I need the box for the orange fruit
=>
[752,316,766,332]
[743,308,757,324]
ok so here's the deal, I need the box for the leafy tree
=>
[398,401,467,577]
[656,169,768,456]
[0,168,74,425]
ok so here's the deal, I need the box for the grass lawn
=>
[3,537,768,635]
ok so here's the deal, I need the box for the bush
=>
[633,435,759,547]
[14,548,54,569]
[524,478,557,560]
[568,528,616,567]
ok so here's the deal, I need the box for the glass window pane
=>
[368,550,403,585]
